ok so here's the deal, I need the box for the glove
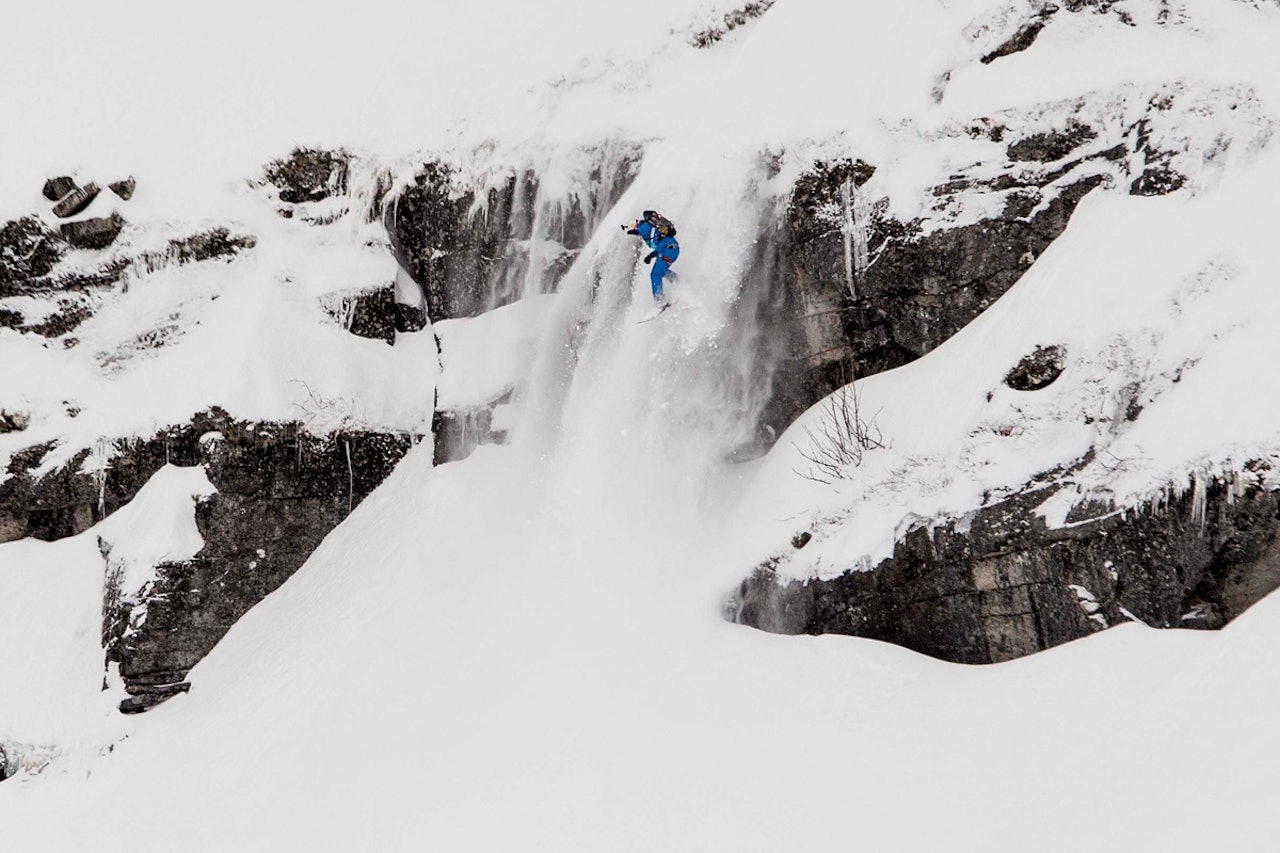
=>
[643,252,656,264]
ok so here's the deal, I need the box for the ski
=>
[638,303,672,324]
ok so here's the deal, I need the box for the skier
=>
[622,210,680,306]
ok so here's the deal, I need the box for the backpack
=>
[643,209,678,238]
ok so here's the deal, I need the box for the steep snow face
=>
[5,0,1280,849]
[6,381,1280,851]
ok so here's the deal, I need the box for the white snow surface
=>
[5,0,1280,849]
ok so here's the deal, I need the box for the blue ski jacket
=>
[636,220,680,264]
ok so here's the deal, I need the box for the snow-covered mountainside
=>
[4,0,1280,849]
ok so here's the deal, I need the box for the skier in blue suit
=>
[623,210,680,304]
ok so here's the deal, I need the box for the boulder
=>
[60,212,126,250]
[980,19,1047,65]
[42,176,78,202]
[1004,344,1066,391]
[52,182,101,218]
[108,177,136,200]
[0,410,30,433]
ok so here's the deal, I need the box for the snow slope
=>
[5,0,1280,850]
[4,424,1280,851]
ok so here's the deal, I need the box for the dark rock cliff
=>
[753,160,1110,441]
[385,161,518,322]
[100,412,415,713]
[262,147,350,207]
[0,408,416,712]
[734,471,1280,663]
[385,148,642,323]
[752,83,1204,442]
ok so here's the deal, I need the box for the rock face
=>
[384,149,641,463]
[751,77,1234,441]
[431,397,509,466]
[262,148,350,205]
[386,150,641,323]
[1007,121,1097,162]
[0,405,416,713]
[322,285,397,345]
[728,78,1265,658]
[733,473,1280,663]
[0,439,162,543]
[90,411,417,713]
[386,163,538,322]
[0,217,66,297]
[0,160,423,714]
[753,156,1108,439]
[129,228,257,277]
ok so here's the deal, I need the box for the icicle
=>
[1190,470,1208,536]
[840,177,871,300]
[95,438,108,519]
[344,438,353,517]
[840,179,855,298]
[342,296,356,332]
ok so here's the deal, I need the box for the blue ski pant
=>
[650,258,672,299]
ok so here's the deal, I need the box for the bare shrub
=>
[291,380,360,434]
[793,385,886,484]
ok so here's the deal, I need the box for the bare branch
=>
[793,385,886,483]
